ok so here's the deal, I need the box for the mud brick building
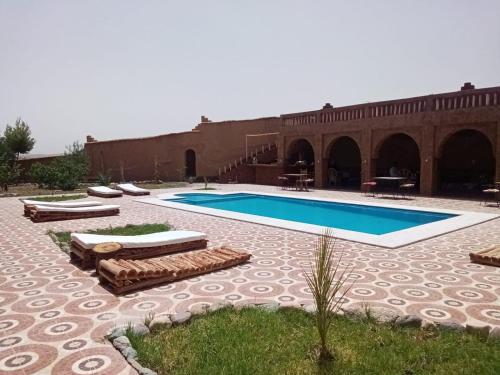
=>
[84,82,500,196]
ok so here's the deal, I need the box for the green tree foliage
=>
[54,141,89,190]
[29,141,89,191]
[0,136,13,162]
[29,162,58,189]
[4,118,35,159]
[0,163,21,191]
[0,118,34,191]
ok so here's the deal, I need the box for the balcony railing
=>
[281,86,500,127]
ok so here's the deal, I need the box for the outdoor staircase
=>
[218,143,278,183]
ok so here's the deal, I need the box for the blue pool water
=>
[165,193,456,235]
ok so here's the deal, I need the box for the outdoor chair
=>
[328,168,338,187]
[303,178,314,191]
[116,183,150,196]
[399,182,416,199]
[70,230,207,269]
[362,181,377,196]
[87,186,123,198]
[22,199,102,217]
[30,204,119,223]
[278,176,289,190]
[97,246,251,294]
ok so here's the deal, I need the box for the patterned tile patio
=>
[0,184,499,374]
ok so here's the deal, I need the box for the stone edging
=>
[108,300,500,375]
[47,231,70,254]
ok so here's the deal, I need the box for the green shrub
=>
[28,141,89,191]
[305,229,353,362]
[29,162,58,189]
[97,171,112,186]
[0,163,21,192]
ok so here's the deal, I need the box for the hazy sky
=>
[1,1,499,154]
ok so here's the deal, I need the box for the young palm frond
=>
[304,229,354,361]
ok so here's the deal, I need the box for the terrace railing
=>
[281,86,500,127]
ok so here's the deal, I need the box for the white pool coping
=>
[136,191,499,248]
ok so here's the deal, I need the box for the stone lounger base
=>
[87,191,123,198]
[70,238,209,270]
[30,208,119,223]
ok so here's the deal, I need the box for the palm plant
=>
[305,229,353,362]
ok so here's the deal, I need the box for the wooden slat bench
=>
[97,246,251,294]
[469,245,500,267]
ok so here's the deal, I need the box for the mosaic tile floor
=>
[0,184,499,374]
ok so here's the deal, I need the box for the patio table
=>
[283,173,309,191]
[482,182,500,207]
[373,177,408,198]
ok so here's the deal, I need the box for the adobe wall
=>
[84,117,281,181]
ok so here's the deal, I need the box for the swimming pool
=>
[139,191,498,248]
[166,193,454,235]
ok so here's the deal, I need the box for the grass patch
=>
[196,187,217,190]
[2,183,91,198]
[127,307,500,375]
[136,182,187,190]
[26,194,87,202]
[1,181,187,198]
[51,223,170,250]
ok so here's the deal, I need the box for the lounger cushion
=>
[23,200,103,208]
[117,183,149,194]
[88,186,123,195]
[71,230,207,250]
[35,204,119,213]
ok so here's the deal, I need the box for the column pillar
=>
[419,125,436,196]
[495,122,500,184]
[360,128,373,182]
[276,135,286,167]
[314,133,324,188]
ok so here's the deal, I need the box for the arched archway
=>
[438,129,495,195]
[286,139,315,175]
[375,133,421,189]
[185,149,196,178]
[326,136,361,189]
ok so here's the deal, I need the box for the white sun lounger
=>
[70,230,208,269]
[116,183,150,196]
[30,204,120,223]
[87,186,123,198]
[22,199,103,216]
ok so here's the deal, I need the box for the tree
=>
[0,163,21,192]
[4,118,35,159]
[28,141,89,191]
[0,118,34,191]
[29,162,58,189]
[53,141,89,190]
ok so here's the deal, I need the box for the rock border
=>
[47,231,71,254]
[108,300,498,375]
